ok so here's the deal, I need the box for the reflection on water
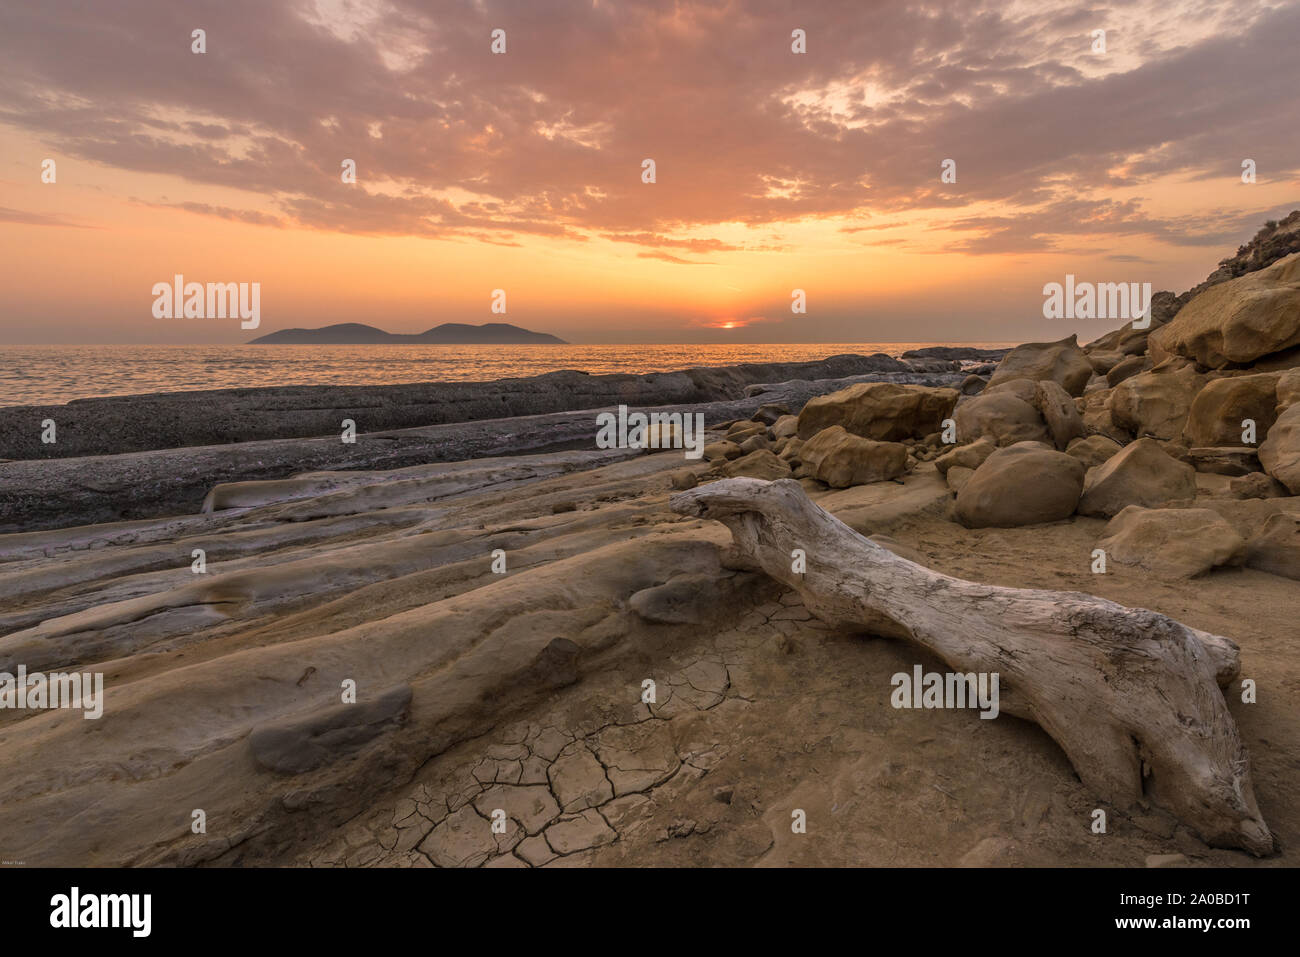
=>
[0,342,1013,407]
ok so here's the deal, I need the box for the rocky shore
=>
[0,215,1297,868]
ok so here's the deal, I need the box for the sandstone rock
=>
[738,434,770,454]
[248,684,411,774]
[796,383,958,441]
[771,414,800,439]
[1106,354,1150,387]
[420,805,517,868]
[1078,438,1197,518]
[752,403,791,426]
[1035,380,1087,450]
[721,449,792,481]
[954,393,1051,447]
[1229,471,1289,499]
[727,421,766,442]
[986,335,1093,396]
[1108,360,1207,441]
[1258,403,1300,493]
[934,437,996,475]
[593,722,680,795]
[777,436,804,463]
[796,426,908,488]
[945,465,975,494]
[1149,251,1300,367]
[1188,447,1260,477]
[1066,434,1122,470]
[985,378,1038,405]
[955,442,1085,528]
[1183,372,1281,447]
[1087,350,1126,375]
[1244,512,1300,580]
[1098,506,1246,578]
[960,374,987,395]
[704,440,742,462]
[1277,368,1300,411]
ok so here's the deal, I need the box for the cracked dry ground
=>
[1,443,1296,867]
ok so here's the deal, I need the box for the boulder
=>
[1078,438,1197,518]
[1148,251,1300,368]
[1087,350,1126,375]
[738,433,770,455]
[985,378,1038,405]
[1244,512,1300,580]
[751,403,791,426]
[1258,403,1300,493]
[954,442,1085,527]
[1183,372,1281,447]
[796,426,908,488]
[720,449,792,481]
[986,335,1094,396]
[1034,380,1087,449]
[1229,471,1289,500]
[960,374,987,395]
[1097,506,1246,578]
[1276,368,1300,411]
[953,392,1051,446]
[1188,447,1260,477]
[796,383,958,441]
[777,436,804,463]
[934,437,996,475]
[1108,359,1207,441]
[771,414,800,439]
[703,440,743,462]
[1066,434,1122,470]
[945,465,975,494]
[1106,354,1150,387]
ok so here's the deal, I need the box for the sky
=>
[0,0,1297,345]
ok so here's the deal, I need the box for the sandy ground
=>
[0,440,1294,868]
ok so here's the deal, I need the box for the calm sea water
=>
[0,343,1013,407]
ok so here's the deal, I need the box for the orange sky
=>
[1,0,1297,344]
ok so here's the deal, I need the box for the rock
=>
[727,421,766,442]
[1034,380,1087,450]
[796,383,958,441]
[1145,853,1189,869]
[955,442,1086,528]
[1098,506,1246,578]
[751,403,791,426]
[738,434,770,454]
[953,393,1051,446]
[985,378,1038,405]
[629,574,719,625]
[960,374,987,395]
[934,437,996,475]
[248,684,411,774]
[1277,368,1300,410]
[547,745,613,812]
[1183,372,1281,448]
[1066,434,1122,470]
[771,414,799,439]
[704,440,742,462]
[986,335,1094,396]
[544,809,617,855]
[1258,403,1300,493]
[720,449,792,481]
[594,722,680,795]
[777,436,804,462]
[1188,447,1260,477]
[1229,471,1289,499]
[1149,252,1300,367]
[1078,438,1197,518]
[1244,512,1300,579]
[669,468,698,490]
[1108,360,1207,441]
[945,465,975,494]
[796,426,908,488]
[1106,354,1150,387]
[1087,350,1126,375]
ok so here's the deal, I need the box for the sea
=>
[0,343,1014,407]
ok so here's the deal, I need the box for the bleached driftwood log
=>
[670,478,1273,855]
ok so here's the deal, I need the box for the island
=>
[249,322,567,344]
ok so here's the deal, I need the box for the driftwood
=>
[671,478,1273,855]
